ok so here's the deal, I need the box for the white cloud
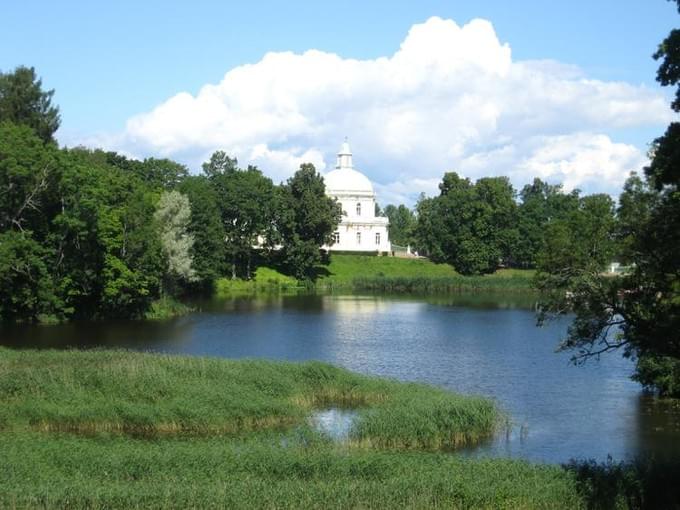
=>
[459,133,648,194]
[77,16,672,205]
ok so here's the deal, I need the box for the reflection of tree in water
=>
[0,317,195,350]
[632,395,680,461]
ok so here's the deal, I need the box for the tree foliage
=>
[383,204,415,247]
[536,3,680,395]
[179,176,225,287]
[206,155,276,279]
[275,163,341,279]
[0,66,60,143]
[154,191,197,290]
[415,173,518,275]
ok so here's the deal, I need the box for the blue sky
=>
[1,1,678,203]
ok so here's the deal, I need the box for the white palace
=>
[323,140,391,253]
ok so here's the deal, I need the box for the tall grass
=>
[144,296,193,320]
[0,348,499,444]
[349,387,499,449]
[0,431,587,509]
[1,348,678,508]
[350,272,534,293]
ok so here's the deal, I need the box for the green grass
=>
[0,348,499,445]
[1,432,584,509]
[216,266,302,295]
[216,255,535,295]
[322,255,462,285]
[321,256,534,292]
[145,296,193,320]
[1,348,677,508]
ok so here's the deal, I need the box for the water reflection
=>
[1,292,678,463]
[310,408,358,441]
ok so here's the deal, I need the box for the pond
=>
[2,292,679,464]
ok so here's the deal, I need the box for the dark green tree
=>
[415,173,518,274]
[0,231,56,322]
[515,179,579,268]
[202,150,237,178]
[0,122,60,235]
[0,66,60,144]
[179,176,226,288]
[537,1,680,395]
[140,158,189,190]
[50,148,164,319]
[206,153,276,279]
[275,163,341,279]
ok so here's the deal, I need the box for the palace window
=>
[356,202,361,216]
[356,232,361,245]
[375,232,381,245]
[332,232,340,244]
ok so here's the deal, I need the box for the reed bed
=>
[0,348,498,444]
[0,431,586,509]
[2,348,678,508]
[350,273,534,293]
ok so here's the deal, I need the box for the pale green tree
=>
[154,191,197,290]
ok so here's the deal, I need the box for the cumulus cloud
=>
[81,16,671,204]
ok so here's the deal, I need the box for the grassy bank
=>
[1,348,677,508]
[216,255,535,295]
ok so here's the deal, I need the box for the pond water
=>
[2,292,679,464]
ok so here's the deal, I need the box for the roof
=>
[325,167,374,194]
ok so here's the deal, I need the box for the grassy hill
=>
[217,254,535,294]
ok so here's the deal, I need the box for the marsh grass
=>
[0,348,499,445]
[1,431,588,509]
[145,295,193,320]
[350,272,535,293]
[2,348,678,508]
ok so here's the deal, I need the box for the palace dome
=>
[324,140,374,194]
[325,167,374,194]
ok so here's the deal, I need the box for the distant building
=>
[323,140,391,253]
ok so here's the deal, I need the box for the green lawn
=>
[216,255,535,294]
[322,254,461,284]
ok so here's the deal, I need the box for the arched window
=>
[356,202,361,216]
[356,232,361,245]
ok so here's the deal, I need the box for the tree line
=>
[2,55,678,398]
[381,174,616,276]
[0,66,340,323]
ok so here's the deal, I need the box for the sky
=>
[2,1,678,205]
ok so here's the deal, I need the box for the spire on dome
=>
[336,137,353,169]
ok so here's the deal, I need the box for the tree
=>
[0,231,56,322]
[154,191,197,293]
[0,66,60,143]
[140,158,189,190]
[0,122,59,235]
[275,163,341,279]
[179,176,226,287]
[515,178,579,268]
[414,172,518,274]
[202,150,237,178]
[384,204,416,247]
[536,2,680,395]
[52,148,165,319]
[206,153,276,279]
